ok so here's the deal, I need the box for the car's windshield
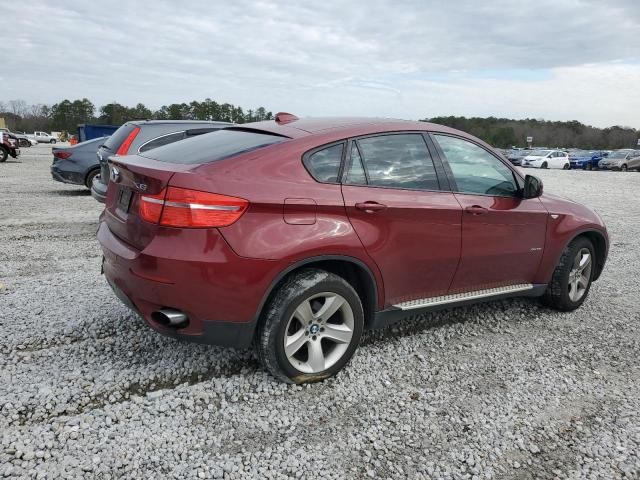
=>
[529,150,551,156]
[608,150,629,159]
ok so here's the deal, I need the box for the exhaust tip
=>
[152,308,189,329]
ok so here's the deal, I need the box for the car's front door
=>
[628,151,640,170]
[341,133,462,307]
[432,134,548,292]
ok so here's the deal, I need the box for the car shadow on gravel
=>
[46,189,91,196]
[362,297,544,347]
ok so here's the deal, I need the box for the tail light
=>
[54,151,72,160]
[139,187,248,228]
[116,127,141,155]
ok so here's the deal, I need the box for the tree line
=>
[2,99,638,149]
[425,116,639,150]
[0,98,274,133]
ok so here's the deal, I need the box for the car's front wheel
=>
[542,237,595,311]
[541,161,548,169]
[256,269,364,383]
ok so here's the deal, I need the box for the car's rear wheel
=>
[85,169,100,189]
[542,237,595,311]
[256,269,364,383]
[49,139,57,144]
[563,163,569,170]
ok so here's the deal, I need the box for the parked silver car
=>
[599,149,640,171]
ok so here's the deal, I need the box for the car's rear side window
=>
[138,131,185,153]
[353,134,440,191]
[344,143,367,185]
[140,129,287,164]
[304,143,344,183]
[102,123,138,152]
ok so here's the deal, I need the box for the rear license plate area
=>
[117,188,133,213]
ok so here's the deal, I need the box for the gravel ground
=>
[1,144,639,479]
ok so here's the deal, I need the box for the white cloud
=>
[2,0,639,127]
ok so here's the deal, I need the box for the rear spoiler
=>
[224,126,292,139]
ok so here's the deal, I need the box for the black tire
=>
[85,169,100,189]
[256,269,364,383]
[541,161,548,169]
[563,163,569,170]
[621,164,627,172]
[18,139,29,148]
[587,163,593,171]
[542,237,595,311]
[50,139,57,144]
[0,147,7,162]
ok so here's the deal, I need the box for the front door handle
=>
[465,205,489,215]
[355,201,387,213]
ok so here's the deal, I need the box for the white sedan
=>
[521,150,570,169]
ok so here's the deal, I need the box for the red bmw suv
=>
[97,114,608,383]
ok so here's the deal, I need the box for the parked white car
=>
[522,149,570,169]
[30,131,58,144]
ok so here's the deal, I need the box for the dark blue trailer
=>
[77,124,119,142]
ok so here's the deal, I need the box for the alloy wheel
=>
[568,248,592,302]
[283,292,355,374]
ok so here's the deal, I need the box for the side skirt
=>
[371,283,547,330]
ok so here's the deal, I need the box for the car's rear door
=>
[340,133,462,307]
[431,133,547,292]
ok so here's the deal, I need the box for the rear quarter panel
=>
[168,138,386,308]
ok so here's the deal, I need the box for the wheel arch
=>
[574,230,608,281]
[255,255,381,330]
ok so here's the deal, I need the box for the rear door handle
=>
[355,201,387,213]
[465,205,489,215]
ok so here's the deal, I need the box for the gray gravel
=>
[1,144,639,479]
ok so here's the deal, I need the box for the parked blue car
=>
[569,150,604,170]
[51,136,107,189]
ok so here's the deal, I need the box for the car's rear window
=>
[139,129,287,164]
[102,123,138,152]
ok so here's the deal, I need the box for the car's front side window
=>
[352,134,439,191]
[434,134,518,197]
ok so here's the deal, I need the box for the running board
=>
[393,283,534,311]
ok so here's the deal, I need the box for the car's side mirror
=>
[523,174,543,199]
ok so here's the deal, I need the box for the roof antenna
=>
[275,112,299,124]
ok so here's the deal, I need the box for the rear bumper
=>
[51,165,84,185]
[97,221,281,348]
[91,176,108,203]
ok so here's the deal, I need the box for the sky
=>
[2,0,639,128]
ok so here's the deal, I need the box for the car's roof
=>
[240,116,463,142]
